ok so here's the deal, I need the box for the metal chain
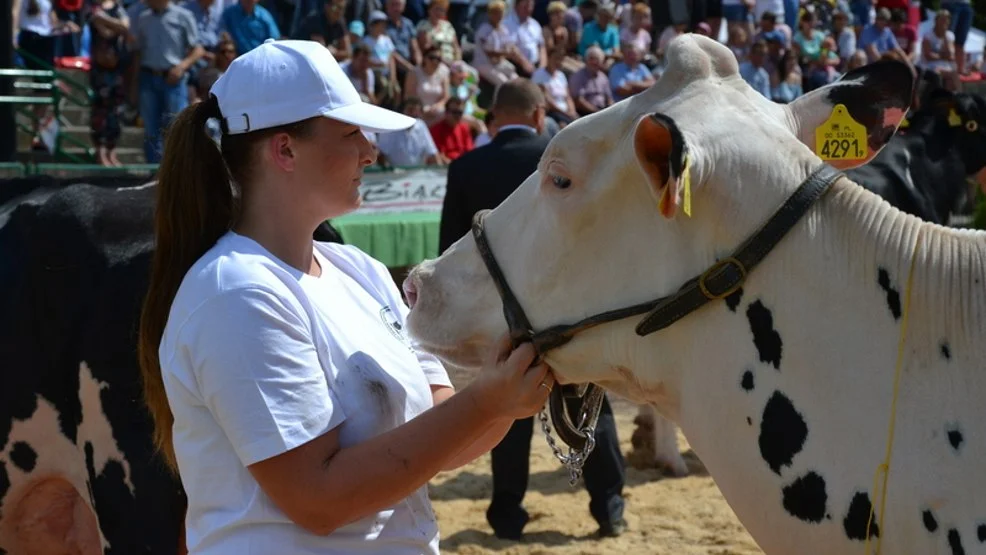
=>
[537,405,597,486]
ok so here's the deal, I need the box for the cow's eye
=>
[551,175,572,189]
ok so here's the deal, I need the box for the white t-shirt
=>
[159,231,452,555]
[532,67,569,113]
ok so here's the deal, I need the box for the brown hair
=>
[137,96,317,472]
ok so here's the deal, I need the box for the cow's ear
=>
[787,59,915,170]
[634,113,689,219]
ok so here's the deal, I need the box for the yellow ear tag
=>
[899,117,910,129]
[815,103,867,161]
[682,154,692,217]
[948,108,962,127]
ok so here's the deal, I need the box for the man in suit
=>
[438,78,628,541]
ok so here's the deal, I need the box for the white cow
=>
[404,34,986,554]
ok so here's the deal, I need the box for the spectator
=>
[430,96,474,160]
[416,0,461,64]
[846,49,868,71]
[348,19,366,45]
[754,11,790,48]
[543,1,569,57]
[88,0,130,166]
[831,10,856,68]
[850,0,873,36]
[859,7,904,63]
[920,9,960,90]
[792,11,825,63]
[889,8,917,62]
[293,0,350,60]
[182,0,225,102]
[532,46,578,126]
[568,0,594,52]
[804,36,841,90]
[722,0,754,30]
[343,0,375,28]
[132,0,204,163]
[473,0,520,86]
[656,22,687,62]
[384,0,420,88]
[196,33,235,98]
[578,2,619,62]
[941,0,972,75]
[753,0,784,24]
[569,45,613,116]
[404,45,450,123]
[619,2,651,59]
[609,43,654,102]
[342,43,377,103]
[761,30,785,82]
[740,40,771,98]
[727,24,750,62]
[219,0,280,55]
[771,48,803,103]
[449,61,484,135]
[363,10,398,100]
[504,0,546,76]
[376,96,443,166]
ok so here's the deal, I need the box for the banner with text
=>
[357,167,448,215]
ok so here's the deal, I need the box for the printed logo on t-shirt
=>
[379,306,413,350]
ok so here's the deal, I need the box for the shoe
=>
[597,517,627,538]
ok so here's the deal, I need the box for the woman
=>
[403,45,450,124]
[415,0,461,64]
[771,49,803,103]
[87,0,129,166]
[532,47,578,127]
[137,39,553,554]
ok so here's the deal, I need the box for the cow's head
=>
[925,89,986,192]
[404,35,913,401]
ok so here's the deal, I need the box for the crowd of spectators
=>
[10,0,983,167]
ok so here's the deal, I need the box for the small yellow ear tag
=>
[948,108,962,127]
[899,118,910,129]
[815,103,867,161]
[682,154,692,217]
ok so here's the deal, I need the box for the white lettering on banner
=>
[356,168,448,215]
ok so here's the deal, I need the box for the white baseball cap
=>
[210,39,414,135]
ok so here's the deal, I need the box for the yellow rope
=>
[865,228,924,555]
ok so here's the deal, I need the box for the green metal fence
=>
[0,162,28,178]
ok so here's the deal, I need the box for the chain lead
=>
[538,404,597,486]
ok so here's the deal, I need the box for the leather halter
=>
[470,162,844,451]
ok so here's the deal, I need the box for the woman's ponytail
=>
[138,96,234,473]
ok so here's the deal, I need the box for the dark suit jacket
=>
[438,127,551,254]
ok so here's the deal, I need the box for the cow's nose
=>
[402,275,419,309]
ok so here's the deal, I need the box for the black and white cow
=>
[0,178,342,554]
[847,89,986,225]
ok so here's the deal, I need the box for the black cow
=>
[0,179,342,554]
[848,89,986,225]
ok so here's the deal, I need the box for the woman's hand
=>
[464,333,555,421]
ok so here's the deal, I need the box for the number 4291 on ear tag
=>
[815,104,867,161]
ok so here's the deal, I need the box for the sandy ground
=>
[429,370,765,555]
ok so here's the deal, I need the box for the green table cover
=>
[330,210,441,268]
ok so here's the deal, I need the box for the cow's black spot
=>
[843,492,879,540]
[948,529,965,555]
[9,441,37,472]
[741,370,755,391]
[977,524,986,542]
[84,441,98,508]
[746,417,753,426]
[941,342,952,360]
[747,301,783,370]
[924,509,939,533]
[877,268,902,320]
[725,287,744,312]
[759,391,808,475]
[947,426,964,452]
[781,471,827,523]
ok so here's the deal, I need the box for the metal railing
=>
[0,162,28,178]
[2,48,95,164]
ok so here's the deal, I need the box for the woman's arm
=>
[430,385,518,471]
[248,342,550,536]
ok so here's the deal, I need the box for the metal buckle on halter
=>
[698,257,747,300]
